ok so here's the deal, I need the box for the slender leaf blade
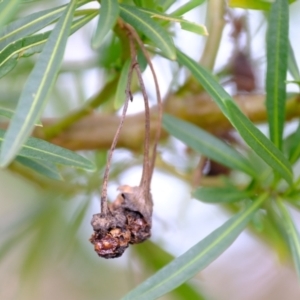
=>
[119,4,176,60]
[114,59,131,109]
[288,122,300,164]
[277,200,300,279]
[0,0,78,168]
[0,0,21,29]
[122,194,267,300]
[0,129,95,171]
[193,186,252,204]
[266,0,289,150]
[176,50,230,116]
[15,156,63,180]
[163,114,256,177]
[92,0,119,48]
[225,100,293,184]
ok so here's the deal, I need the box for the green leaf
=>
[0,12,98,78]
[225,100,293,185]
[176,50,230,116]
[193,186,252,204]
[288,122,300,164]
[0,0,78,168]
[0,5,65,50]
[266,0,289,150]
[180,21,208,36]
[92,0,119,49]
[119,4,176,60]
[114,59,131,109]
[229,0,295,10]
[170,0,205,16]
[15,156,63,180]
[0,129,95,171]
[0,0,21,29]
[288,41,300,82]
[137,8,208,36]
[277,200,300,279]
[122,193,267,300]
[163,114,256,177]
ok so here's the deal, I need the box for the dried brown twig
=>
[89,22,162,259]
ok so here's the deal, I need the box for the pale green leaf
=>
[193,186,252,203]
[170,0,205,16]
[92,0,119,49]
[266,0,289,150]
[0,129,95,171]
[163,114,256,177]
[180,21,208,36]
[119,4,176,60]
[288,41,300,82]
[114,59,131,109]
[0,0,78,167]
[15,156,63,180]
[0,0,21,29]
[122,194,267,300]
[229,0,295,10]
[277,200,300,279]
[0,12,98,78]
[225,100,293,184]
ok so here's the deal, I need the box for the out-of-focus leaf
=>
[92,0,119,49]
[114,59,131,109]
[0,129,95,171]
[0,0,77,167]
[0,106,42,126]
[229,0,295,10]
[277,200,300,279]
[135,241,206,300]
[288,41,300,82]
[138,8,208,36]
[266,0,289,150]
[225,100,293,185]
[0,12,98,78]
[163,114,257,177]
[15,156,63,180]
[119,4,176,60]
[170,0,205,16]
[176,50,230,116]
[0,0,21,29]
[122,193,267,300]
[193,186,252,203]
[288,122,300,164]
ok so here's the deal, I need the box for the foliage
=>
[0,0,300,299]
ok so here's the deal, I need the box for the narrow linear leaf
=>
[122,193,267,300]
[15,156,63,180]
[170,0,205,16]
[288,41,300,82]
[92,0,119,49]
[114,59,131,109]
[229,0,295,10]
[193,186,252,204]
[0,106,42,126]
[277,200,300,279]
[266,0,289,150]
[0,12,98,78]
[0,0,78,168]
[0,0,21,29]
[0,5,65,50]
[138,8,208,36]
[0,129,95,171]
[163,114,256,177]
[176,50,230,116]
[119,4,176,60]
[225,100,293,184]
[288,122,300,164]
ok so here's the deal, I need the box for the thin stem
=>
[100,41,136,214]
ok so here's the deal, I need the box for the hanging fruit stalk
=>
[89,22,162,259]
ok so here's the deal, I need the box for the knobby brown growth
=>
[89,22,162,258]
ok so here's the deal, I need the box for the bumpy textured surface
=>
[90,185,153,259]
